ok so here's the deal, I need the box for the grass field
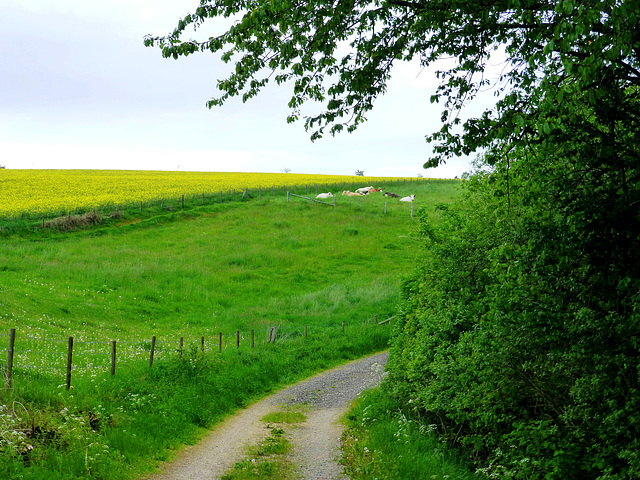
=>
[0,175,462,479]
[0,169,436,220]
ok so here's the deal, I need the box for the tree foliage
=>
[145,0,640,164]
[147,1,640,478]
[389,151,639,477]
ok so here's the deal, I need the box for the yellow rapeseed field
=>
[0,170,421,218]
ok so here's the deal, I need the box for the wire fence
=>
[0,177,450,231]
[1,316,391,394]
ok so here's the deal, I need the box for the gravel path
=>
[143,351,388,480]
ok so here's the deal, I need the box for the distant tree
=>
[282,168,291,173]
[355,169,364,176]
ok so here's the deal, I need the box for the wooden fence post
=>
[179,337,184,358]
[66,336,73,390]
[219,332,222,352]
[5,328,15,391]
[201,336,205,352]
[149,335,156,368]
[236,330,240,348]
[111,340,116,376]
[305,325,308,338]
[342,320,345,332]
[251,329,255,349]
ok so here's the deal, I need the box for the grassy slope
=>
[0,180,461,479]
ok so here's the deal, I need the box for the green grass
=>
[221,407,309,480]
[342,387,479,480]
[0,179,462,479]
[261,406,308,425]
[220,426,294,480]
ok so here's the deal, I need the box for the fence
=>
[1,316,391,394]
[0,177,450,232]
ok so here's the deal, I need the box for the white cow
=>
[315,192,333,199]
[355,186,374,193]
[399,194,415,202]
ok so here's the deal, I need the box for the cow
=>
[342,190,364,197]
[315,192,333,199]
[369,188,383,193]
[400,194,415,202]
[383,192,400,198]
[355,186,374,193]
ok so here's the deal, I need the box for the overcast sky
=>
[0,0,497,177]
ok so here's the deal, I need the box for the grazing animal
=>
[400,194,415,202]
[383,192,400,198]
[355,186,374,193]
[369,187,383,193]
[342,190,364,197]
[315,192,333,199]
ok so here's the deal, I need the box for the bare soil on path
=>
[142,351,389,480]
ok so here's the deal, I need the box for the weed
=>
[221,425,293,480]
[261,408,307,425]
[342,387,478,480]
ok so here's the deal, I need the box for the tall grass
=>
[0,179,462,479]
[342,387,479,480]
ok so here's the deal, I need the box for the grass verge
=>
[341,386,479,480]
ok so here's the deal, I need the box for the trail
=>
[143,351,388,480]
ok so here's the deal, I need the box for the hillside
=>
[0,178,461,479]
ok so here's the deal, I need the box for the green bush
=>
[387,160,640,479]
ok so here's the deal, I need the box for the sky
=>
[0,0,497,178]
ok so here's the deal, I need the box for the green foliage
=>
[144,0,639,165]
[342,387,478,479]
[388,154,640,478]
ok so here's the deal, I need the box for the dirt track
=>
[143,351,389,480]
